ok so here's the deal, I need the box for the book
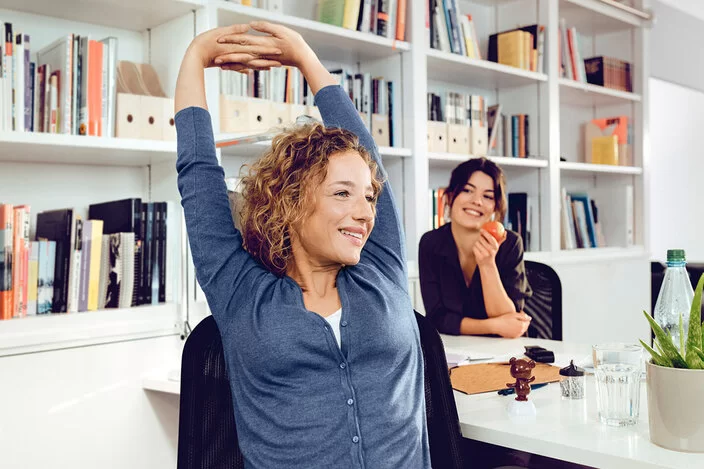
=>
[318,0,345,27]
[27,241,38,315]
[0,204,13,320]
[35,208,77,313]
[37,240,55,314]
[88,198,143,306]
[36,34,73,134]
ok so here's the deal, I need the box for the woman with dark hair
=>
[419,157,532,338]
[174,21,429,469]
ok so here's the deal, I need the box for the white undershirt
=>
[324,308,342,348]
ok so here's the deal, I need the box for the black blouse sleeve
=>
[497,231,532,312]
[418,232,463,335]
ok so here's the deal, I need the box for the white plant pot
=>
[646,361,704,452]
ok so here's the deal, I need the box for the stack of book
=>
[0,23,118,136]
[0,198,178,320]
[221,67,310,106]
[560,19,633,92]
[317,0,407,41]
[488,24,546,73]
[428,0,482,59]
[561,186,634,250]
[583,115,632,166]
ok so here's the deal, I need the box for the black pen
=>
[497,382,549,396]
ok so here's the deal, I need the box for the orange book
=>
[567,28,579,81]
[19,206,30,317]
[11,206,30,318]
[437,188,445,227]
[88,40,104,136]
[396,0,407,41]
[0,204,13,320]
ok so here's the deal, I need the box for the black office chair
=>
[177,315,244,469]
[523,260,563,341]
[177,312,465,469]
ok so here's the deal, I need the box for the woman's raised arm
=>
[174,26,281,315]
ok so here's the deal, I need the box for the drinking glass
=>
[592,343,643,426]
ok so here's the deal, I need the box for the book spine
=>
[23,34,30,131]
[395,0,406,41]
[158,202,166,303]
[376,0,389,38]
[143,203,153,305]
[62,35,73,135]
[0,204,13,319]
[87,220,103,310]
[78,219,89,312]
[71,35,79,134]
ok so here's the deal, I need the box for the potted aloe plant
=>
[641,273,704,452]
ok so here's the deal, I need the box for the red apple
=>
[482,221,505,242]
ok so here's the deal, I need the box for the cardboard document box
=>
[371,114,390,147]
[447,124,471,155]
[427,121,448,153]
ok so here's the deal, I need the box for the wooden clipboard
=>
[450,362,562,395]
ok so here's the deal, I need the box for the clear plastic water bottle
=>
[654,249,694,353]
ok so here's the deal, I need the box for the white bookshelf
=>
[0,304,180,357]
[426,49,548,88]
[0,6,186,354]
[215,1,410,61]
[0,0,206,31]
[559,78,642,107]
[560,0,649,33]
[0,132,177,166]
[216,133,412,159]
[428,152,548,169]
[559,161,643,175]
[0,0,653,351]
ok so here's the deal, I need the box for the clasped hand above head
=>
[187,21,317,74]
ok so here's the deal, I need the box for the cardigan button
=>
[352,436,359,443]
[341,320,348,327]
[339,362,346,369]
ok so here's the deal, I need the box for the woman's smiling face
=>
[449,170,497,230]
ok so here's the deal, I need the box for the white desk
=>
[142,336,703,468]
[441,335,702,469]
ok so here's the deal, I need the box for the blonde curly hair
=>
[239,122,384,276]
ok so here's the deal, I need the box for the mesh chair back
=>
[524,260,563,341]
[414,311,465,469]
[177,315,243,469]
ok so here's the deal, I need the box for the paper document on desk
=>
[445,350,494,367]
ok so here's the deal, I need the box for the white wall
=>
[657,0,704,21]
[648,78,704,262]
[0,336,183,469]
[647,1,704,262]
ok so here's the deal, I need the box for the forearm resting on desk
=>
[459,317,496,336]
[479,263,519,318]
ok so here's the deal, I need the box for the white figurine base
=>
[506,399,537,418]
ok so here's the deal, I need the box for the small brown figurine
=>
[507,357,536,402]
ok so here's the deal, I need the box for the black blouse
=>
[418,223,532,335]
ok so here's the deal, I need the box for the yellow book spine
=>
[498,31,523,69]
[342,0,361,30]
[591,135,619,165]
[87,220,104,311]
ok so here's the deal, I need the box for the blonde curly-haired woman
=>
[174,21,430,469]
